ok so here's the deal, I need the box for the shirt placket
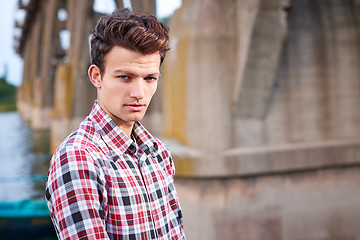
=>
[129,141,159,239]
[139,152,169,239]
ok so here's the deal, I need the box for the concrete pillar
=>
[164,0,237,150]
[115,0,124,9]
[17,37,32,121]
[66,0,96,121]
[234,0,289,147]
[17,3,43,122]
[163,0,259,175]
[131,0,156,15]
[264,0,360,145]
[30,0,60,130]
[50,63,73,152]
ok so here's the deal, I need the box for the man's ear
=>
[88,64,102,88]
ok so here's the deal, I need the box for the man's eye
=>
[145,77,157,81]
[118,76,130,80]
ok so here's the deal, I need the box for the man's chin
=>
[127,113,146,123]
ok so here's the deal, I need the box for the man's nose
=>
[130,79,145,99]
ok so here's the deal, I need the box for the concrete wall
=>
[163,0,360,239]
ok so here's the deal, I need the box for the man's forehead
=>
[104,46,159,63]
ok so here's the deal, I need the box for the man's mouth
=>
[124,103,146,112]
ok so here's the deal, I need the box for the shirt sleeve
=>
[45,146,109,240]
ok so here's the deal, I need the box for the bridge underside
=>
[15,0,360,239]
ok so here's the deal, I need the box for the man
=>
[45,9,185,240]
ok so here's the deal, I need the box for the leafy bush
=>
[0,76,17,112]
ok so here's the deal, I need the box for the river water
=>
[0,111,51,201]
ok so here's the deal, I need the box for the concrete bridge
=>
[15,0,360,239]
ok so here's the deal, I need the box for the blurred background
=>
[1,0,360,239]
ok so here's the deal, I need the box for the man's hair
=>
[90,8,170,75]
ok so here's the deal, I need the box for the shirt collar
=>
[89,101,158,156]
[132,122,158,155]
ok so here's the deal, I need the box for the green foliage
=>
[0,75,17,112]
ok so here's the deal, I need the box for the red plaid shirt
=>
[46,102,185,239]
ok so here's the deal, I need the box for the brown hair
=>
[90,8,170,75]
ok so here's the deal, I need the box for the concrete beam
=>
[176,166,360,239]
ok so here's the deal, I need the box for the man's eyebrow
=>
[112,69,134,75]
[147,72,161,77]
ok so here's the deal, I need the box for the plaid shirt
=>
[45,102,185,240]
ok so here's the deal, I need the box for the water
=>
[0,111,51,201]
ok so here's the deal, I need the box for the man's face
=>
[90,46,161,129]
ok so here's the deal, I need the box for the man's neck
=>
[120,123,134,138]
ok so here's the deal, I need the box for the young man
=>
[45,9,185,240]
